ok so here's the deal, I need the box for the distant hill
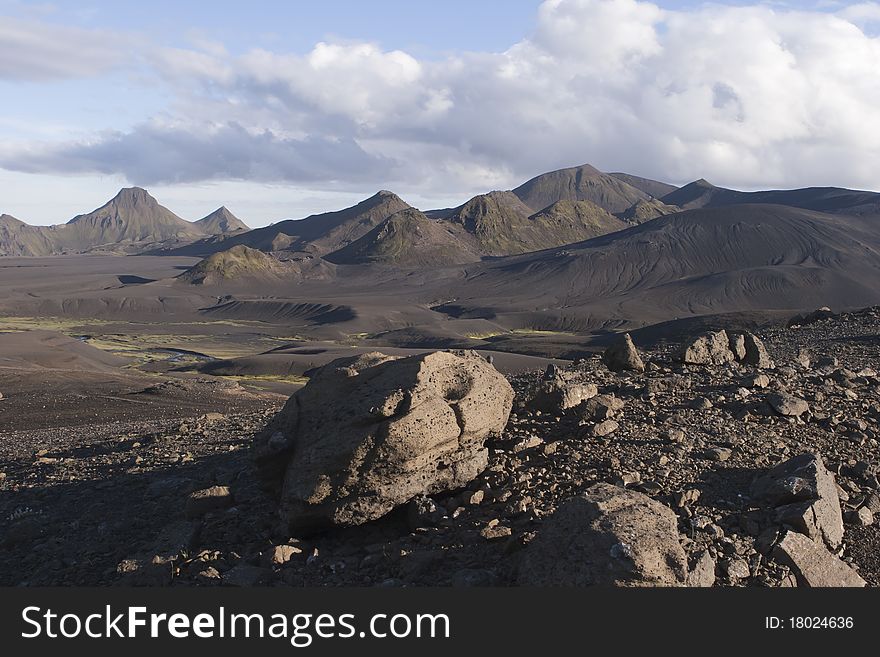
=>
[0,188,247,256]
[325,208,482,267]
[166,191,411,257]
[193,207,249,235]
[662,179,880,216]
[444,204,880,329]
[512,164,651,214]
[177,245,291,285]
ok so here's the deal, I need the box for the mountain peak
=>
[194,206,249,234]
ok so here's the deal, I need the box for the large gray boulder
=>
[517,483,688,586]
[751,453,844,550]
[527,371,597,413]
[742,332,774,368]
[602,333,645,373]
[681,330,736,365]
[773,531,865,587]
[254,350,514,533]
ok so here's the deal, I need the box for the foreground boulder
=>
[773,531,865,587]
[517,483,688,586]
[254,350,513,532]
[602,333,645,372]
[751,453,844,550]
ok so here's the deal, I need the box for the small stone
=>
[592,420,619,437]
[749,374,770,389]
[687,551,716,587]
[268,544,303,566]
[725,558,751,580]
[706,447,732,462]
[766,392,810,417]
[465,490,486,506]
[185,486,233,519]
[480,525,512,540]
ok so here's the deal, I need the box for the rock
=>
[407,494,446,529]
[602,333,645,373]
[705,447,732,462]
[749,373,770,389]
[795,349,811,368]
[592,420,619,437]
[751,453,844,549]
[256,351,514,532]
[267,544,303,566]
[741,332,774,368]
[480,524,512,540]
[725,558,751,580]
[517,483,688,586]
[687,551,716,587]
[682,330,736,366]
[862,491,880,515]
[773,531,865,587]
[576,394,624,422]
[729,333,747,360]
[0,391,4,400]
[185,486,233,519]
[529,376,598,413]
[766,392,809,418]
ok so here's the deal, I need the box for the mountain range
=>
[0,187,248,256]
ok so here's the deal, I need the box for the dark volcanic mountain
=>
[512,164,652,214]
[178,244,290,285]
[170,191,411,257]
[326,208,481,266]
[608,172,678,199]
[193,207,249,235]
[444,204,880,329]
[617,198,681,224]
[60,188,203,251]
[663,179,880,216]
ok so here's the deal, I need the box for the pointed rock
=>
[602,333,645,372]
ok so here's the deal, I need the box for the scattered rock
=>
[602,333,645,372]
[773,531,865,587]
[592,420,620,437]
[682,330,736,366]
[185,486,233,519]
[517,483,688,586]
[766,392,810,418]
[687,551,716,587]
[751,452,844,549]
[741,332,774,368]
[846,506,874,527]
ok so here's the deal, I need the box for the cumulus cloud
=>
[0,16,130,80]
[2,0,880,195]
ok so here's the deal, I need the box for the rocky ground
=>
[1,307,878,587]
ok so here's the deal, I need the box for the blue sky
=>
[1,0,879,226]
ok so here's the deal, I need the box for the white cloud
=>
[0,16,130,80]
[2,0,880,197]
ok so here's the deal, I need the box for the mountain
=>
[512,164,651,214]
[0,214,56,256]
[193,207,249,235]
[168,191,411,257]
[177,245,290,285]
[0,188,246,255]
[60,187,203,251]
[325,208,481,267]
[608,173,678,199]
[446,204,880,329]
[523,200,629,243]
[662,179,880,216]
[617,198,681,224]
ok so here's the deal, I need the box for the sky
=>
[1,0,879,227]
